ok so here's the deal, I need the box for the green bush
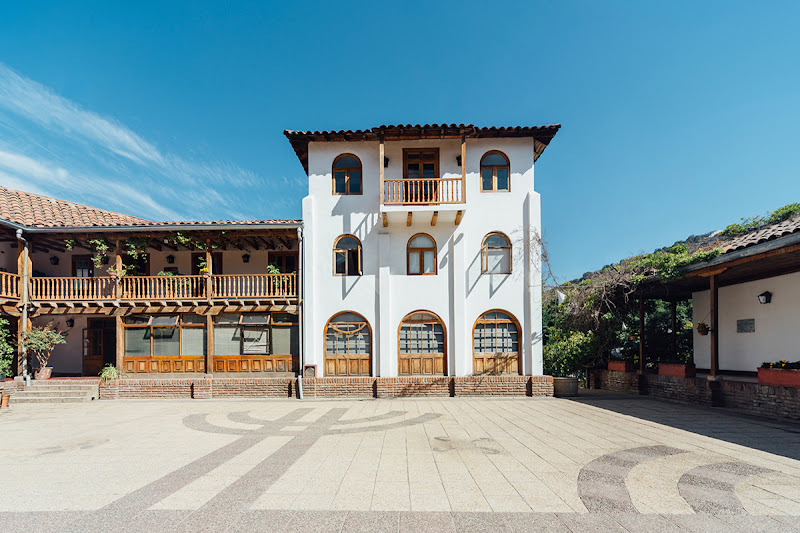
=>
[543,330,597,377]
[0,317,14,377]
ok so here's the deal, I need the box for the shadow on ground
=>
[568,389,800,461]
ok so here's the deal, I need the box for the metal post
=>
[296,227,304,400]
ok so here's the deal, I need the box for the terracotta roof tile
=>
[722,215,800,253]
[0,186,152,228]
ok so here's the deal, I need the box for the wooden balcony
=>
[383,178,464,205]
[24,273,297,308]
[0,272,20,301]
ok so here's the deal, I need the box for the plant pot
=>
[608,360,635,373]
[553,377,579,397]
[1,394,9,408]
[34,367,52,380]
[758,368,800,388]
[697,324,709,336]
[658,363,696,378]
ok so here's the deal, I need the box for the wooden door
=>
[403,149,439,204]
[398,312,446,376]
[472,311,521,375]
[324,312,371,376]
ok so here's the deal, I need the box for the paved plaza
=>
[2,391,800,532]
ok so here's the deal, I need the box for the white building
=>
[286,123,560,378]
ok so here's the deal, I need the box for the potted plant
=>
[99,364,120,382]
[758,360,800,388]
[22,324,67,380]
[697,322,710,336]
[658,355,696,378]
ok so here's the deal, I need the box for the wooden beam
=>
[709,274,719,378]
[406,212,412,227]
[454,211,463,225]
[431,211,438,226]
[382,213,388,228]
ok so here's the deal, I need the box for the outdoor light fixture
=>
[384,156,390,168]
[101,255,110,265]
[49,256,59,265]
[242,253,250,263]
[65,318,74,328]
[166,254,175,264]
[758,291,772,304]
[456,155,462,166]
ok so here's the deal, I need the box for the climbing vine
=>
[719,203,800,238]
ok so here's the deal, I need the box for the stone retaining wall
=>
[590,369,800,422]
[96,375,554,400]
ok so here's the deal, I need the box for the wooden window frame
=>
[213,312,299,357]
[402,148,440,180]
[72,255,94,278]
[123,313,207,358]
[332,153,363,196]
[397,310,447,375]
[472,309,521,375]
[191,252,223,275]
[332,234,362,277]
[406,233,437,276]
[268,251,298,274]
[481,232,512,274]
[480,150,511,193]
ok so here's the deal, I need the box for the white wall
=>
[303,137,543,376]
[692,270,800,372]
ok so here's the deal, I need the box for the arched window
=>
[332,154,362,195]
[325,312,371,376]
[333,235,362,276]
[407,234,437,275]
[398,311,446,375]
[481,232,511,274]
[480,151,510,192]
[473,310,521,375]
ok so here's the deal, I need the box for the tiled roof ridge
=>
[284,123,561,136]
[721,213,800,253]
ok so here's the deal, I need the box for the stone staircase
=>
[10,381,99,404]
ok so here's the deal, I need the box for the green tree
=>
[0,317,15,377]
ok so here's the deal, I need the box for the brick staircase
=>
[10,380,99,404]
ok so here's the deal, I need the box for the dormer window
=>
[333,154,362,195]
[480,151,510,192]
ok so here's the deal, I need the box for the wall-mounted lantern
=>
[242,253,251,263]
[49,256,59,266]
[456,155,462,166]
[384,156,390,168]
[758,291,772,304]
[65,318,74,328]
[166,255,175,264]
[101,255,110,265]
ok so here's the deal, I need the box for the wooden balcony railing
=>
[210,274,296,299]
[0,272,20,300]
[26,273,297,303]
[384,178,464,205]
[30,276,116,301]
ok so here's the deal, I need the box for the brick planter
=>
[608,360,635,373]
[758,368,800,388]
[659,363,696,378]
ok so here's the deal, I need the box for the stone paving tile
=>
[555,512,627,532]
[340,511,399,533]
[714,514,800,532]
[500,512,571,532]
[0,511,87,533]
[451,511,511,532]
[398,510,455,532]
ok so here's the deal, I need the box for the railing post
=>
[114,240,123,302]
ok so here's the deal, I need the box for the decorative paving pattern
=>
[2,394,800,532]
[678,462,776,515]
[577,445,686,513]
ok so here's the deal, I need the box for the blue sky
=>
[1,1,799,281]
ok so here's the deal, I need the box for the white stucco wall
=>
[692,270,800,372]
[302,137,543,376]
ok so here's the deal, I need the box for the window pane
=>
[482,152,508,166]
[334,155,360,169]
[125,315,150,325]
[181,326,207,356]
[151,315,179,326]
[181,314,205,324]
[242,326,268,355]
[482,169,493,190]
[349,171,361,193]
[497,168,509,190]
[423,250,435,273]
[241,314,270,324]
[408,251,421,274]
[272,325,299,355]
[336,236,359,250]
[124,327,150,357]
[334,171,347,193]
[214,326,241,355]
[335,251,346,274]
[152,327,179,356]
[485,234,509,247]
[487,249,510,273]
[272,313,297,324]
[347,249,360,275]
[215,313,239,325]
[409,235,433,248]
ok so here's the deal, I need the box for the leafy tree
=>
[0,317,15,377]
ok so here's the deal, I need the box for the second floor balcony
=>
[383,177,464,206]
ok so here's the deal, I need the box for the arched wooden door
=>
[472,310,521,374]
[398,311,446,375]
[324,312,372,376]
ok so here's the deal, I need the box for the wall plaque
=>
[737,319,755,333]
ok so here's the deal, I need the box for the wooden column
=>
[115,314,124,370]
[461,133,467,204]
[638,297,645,372]
[205,313,214,375]
[16,238,32,375]
[379,135,385,206]
[114,240,123,301]
[670,300,677,358]
[709,274,719,378]
[205,242,213,302]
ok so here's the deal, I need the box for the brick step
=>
[11,396,94,404]
[13,390,95,399]
[27,385,98,392]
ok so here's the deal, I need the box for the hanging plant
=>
[124,237,150,260]
[697,322,710,336]
[86,238,111,269]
